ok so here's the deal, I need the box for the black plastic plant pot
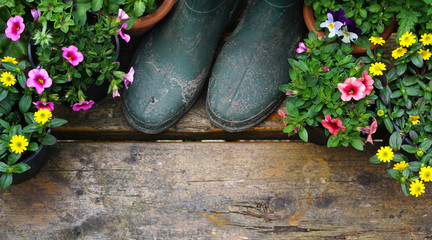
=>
[0,144,49,185]
[305,125,328,145]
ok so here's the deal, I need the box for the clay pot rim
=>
[302,4,397,55]
[130,0,176,30]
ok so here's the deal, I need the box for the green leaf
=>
[386,169,403,180]
[39,134,57,146]
[411,53,424,68]
[408,161,421,172]
[11,163,30,173]
[401,144,416,154]
[396,64,407,76]
[28,142,39,151]
[401,182,409,196]
[393,154,406,163]
[351,139,364,151]
[402,167,410,179]
[0,162,9,172]
[384,118,393,133]
[91,0,103,11]
[298,126,308,142]
[50,118,68,128]
[369,155,380,164]
[22,124,40,133]
[354,36,371,50]
[19,94,32,113]
[0,88,7,102]
[134,1,146,17]
[0,173,12,189]
[7,153,21,165]
[327,136,339,148]
[285,102,299,118]
[389,132,402,150]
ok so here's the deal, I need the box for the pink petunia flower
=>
[296,42,308,54]
[124,67,134,89]
[62,45,84,66]
[5,16,25,41]
[118,23,130,43]
[277,110,286,121]
[337,77,366,101]
[31,9,42,23]
[321,114,346,135]
[322,65,330,72]
[357,70,374,97]
[112,86,120,98]
[33,101,55,111]
[72,100,95,111]
[118,9,130,21]
[359,117,377,144]
[26,69,52,94]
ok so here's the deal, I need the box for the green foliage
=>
[279,31,377,149]
[0,59,67,189]
[304,0,394,38]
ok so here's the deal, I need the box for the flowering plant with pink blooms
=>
[279,31,378,151]
[1,1,135,111]
[0,56,67,189]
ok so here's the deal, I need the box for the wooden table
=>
[1,93,431,240]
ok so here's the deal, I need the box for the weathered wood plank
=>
[52,92,290,141]
[1,142,431,239]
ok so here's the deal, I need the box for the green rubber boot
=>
[122,0,247,134]
[206,0,305,132]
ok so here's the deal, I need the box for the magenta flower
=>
[124,67,134,89]
[322,65,330,72]
[359,117,377,144]
[321,114,346,135]
[118,23,130,43]
[5,16,25,41]
[31,9,42,23]
[33,101,55,111]
[112,86,120,98]
[26,69,52,94]
[278,110,286,121]
[62,45,84,66]
[118,9,130,21]
[337,77,366,101]
[72,100,95,111]
[296,42,308,54]
[358,70,374,96]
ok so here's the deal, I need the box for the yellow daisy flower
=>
[409,180,425,197]
[376,146,394,163]
[369,62,386,76]
[418,49,432,60]
[1,56,18,64]
[399,32,417,47]
[393,161,409,173]
[420,33,432,46]
[9,135,29,154]
[420,166,432,182]
[392,47,407,59]
[369,36,386,46]
[0,72,16,87]
[409,115,420,125]
[34,108,53,125]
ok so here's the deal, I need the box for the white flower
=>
[320,13,343,38]
[337,26,358,43]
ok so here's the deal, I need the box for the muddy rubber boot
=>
[122,0,247,134]
[206,0,305,132]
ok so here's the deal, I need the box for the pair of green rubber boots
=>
[123,0,305,134]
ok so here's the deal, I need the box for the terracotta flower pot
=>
[303,4,396,55]
[127,0,176,36]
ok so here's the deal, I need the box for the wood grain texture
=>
[52,93,291,141]
[1,142,431,239]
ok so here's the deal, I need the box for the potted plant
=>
[303,0,396,54]
[75,0,176,36]
[0,56,67,189]
[279,30,379,151]
[369,31,432,197]
[1,0,135,111]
